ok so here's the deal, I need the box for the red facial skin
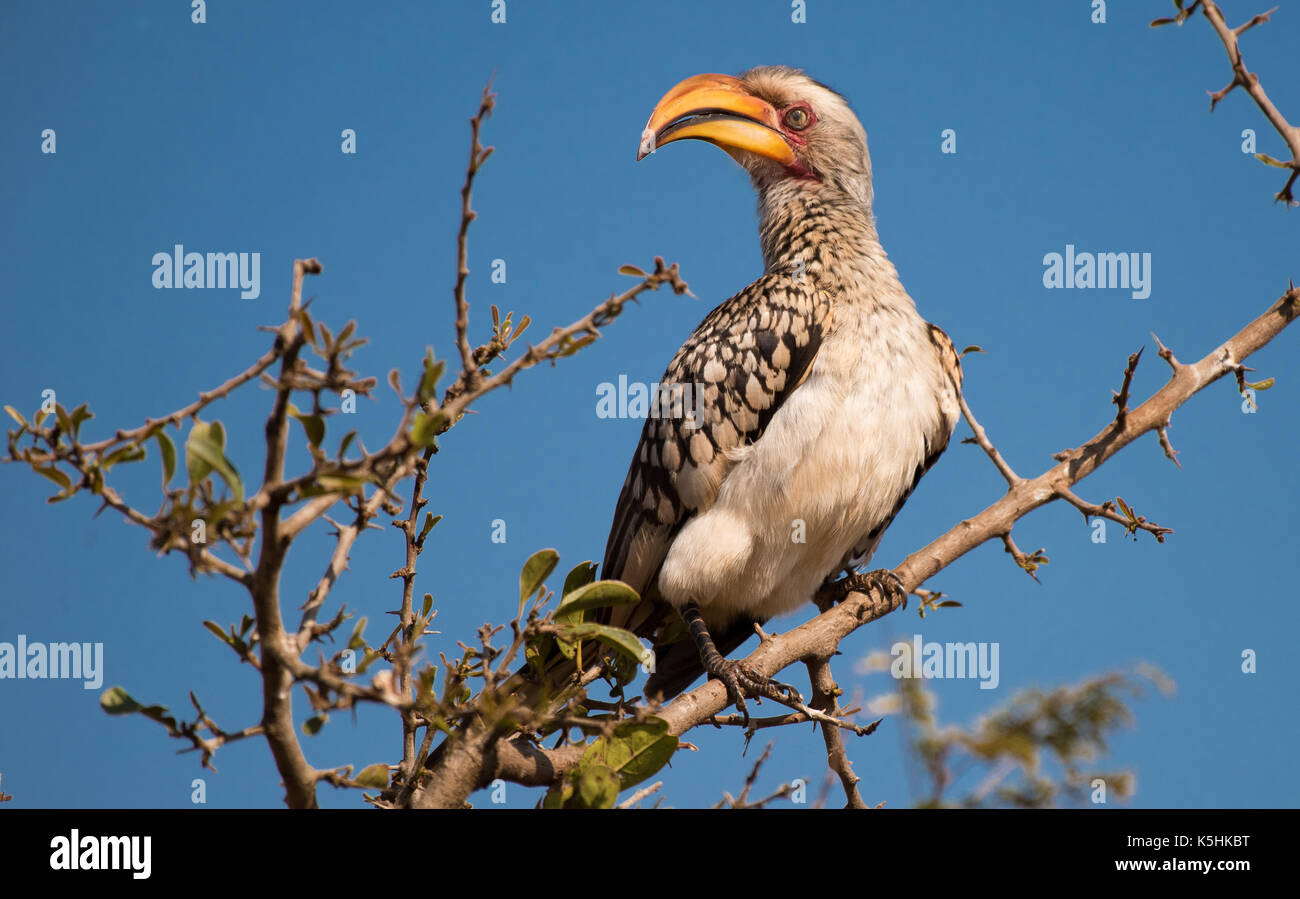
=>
[775,101,819,181]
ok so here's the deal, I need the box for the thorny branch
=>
[461,255,1299,808]
[713,742,795,809]
[1154,0,1300,204]
[12,9,1297,809]
[4,93,688,808]
[450,85,496,395]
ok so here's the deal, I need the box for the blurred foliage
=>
[861,651,1173,807]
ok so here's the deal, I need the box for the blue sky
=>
[1,0,1296,808]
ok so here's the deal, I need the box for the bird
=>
[588,66,964,721]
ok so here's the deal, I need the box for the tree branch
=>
[451,85,496,391]
[1195,1,1300,204]
[471,283,1300,795]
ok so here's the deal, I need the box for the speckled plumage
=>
[601,67,963,699]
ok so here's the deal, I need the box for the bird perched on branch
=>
[595,66,963,719]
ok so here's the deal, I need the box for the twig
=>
[437,257,690,429]
[617,781,664,809]
[958,389,1020,486]
[393,455,431,779]
[1000,532,1048,582]
[1112,348,1143,430]
[808,658,869,808]
[76,345,290,455]
[1057,487,1173,542]
[1196,1,1300,204]
[451,85,497,392]
[1157,422,1183,468]
[714,741,793,808]
[249,257,325,810]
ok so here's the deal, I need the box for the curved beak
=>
[637,73,795,166]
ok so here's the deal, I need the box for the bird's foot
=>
[707,657,803,726]
[817,568,906,611]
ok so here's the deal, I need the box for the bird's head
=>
[638,66,872,209]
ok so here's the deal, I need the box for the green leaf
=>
[410,411,448,448]
[557,622,652,668]
[416,665,440,703]
[303,715,327,736]
[960,345,985,358]
[418,349,445,402]
[296,307,318,348]
[100,686,142,715]
[353,763,390,789]
[154,430,176,488]
[422,593,434,618]
[348,616,367,650]
[203,620,234,646]
[519,548,560,614]
[557,334,597,357]
[102,443,147,469]
[554,632,578,660]
[207,500,240,528]
[317,474,366,494]
[561,561,598,598]
[1246,377,1275,391]
[609,649,641,687]
[581,718,678,791]
[33,465,72,491]
[337,430,358,459]
[68,403,93,439]
[186,420,242,500]
[288,404,325,448]
[574,764,620,809]
[1255,153,1291,169]
[419,513,442,543]
[555,580,640,623]
[97,687,177,728]
[185,423,243,503]
[540,784,569,809]
[618,264,648,278]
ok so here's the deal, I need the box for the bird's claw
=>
[819,568,906,609]
[708,657,804,726]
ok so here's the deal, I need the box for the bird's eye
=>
[783,106,810,131]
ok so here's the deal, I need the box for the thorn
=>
[1157,425,1183,470]
[1151,332,1179,370]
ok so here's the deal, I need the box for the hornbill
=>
[592,67,964,720]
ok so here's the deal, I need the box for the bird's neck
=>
[756,181,911,311]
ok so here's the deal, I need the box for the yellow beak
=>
[637,73,795,166]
